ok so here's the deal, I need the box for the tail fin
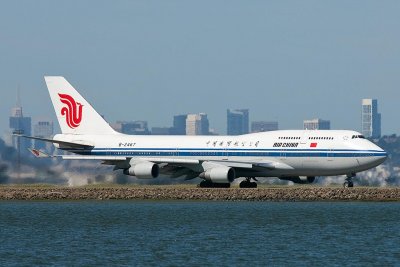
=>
[44,76,117,135]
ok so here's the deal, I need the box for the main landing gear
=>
[343,173,355,188]
[239,177,258,188]
[199,180,231,188]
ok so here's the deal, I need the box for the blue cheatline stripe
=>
[87,147,385,153]
[66,149,387,158]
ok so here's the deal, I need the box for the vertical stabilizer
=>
[44,76,117,135]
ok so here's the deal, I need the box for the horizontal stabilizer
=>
[16,135,94,150]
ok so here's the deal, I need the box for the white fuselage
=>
[55,129,387,178]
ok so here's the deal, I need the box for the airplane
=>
[21,76,387,188]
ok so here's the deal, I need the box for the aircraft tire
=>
[199,180,213,188]
[250,182,257,188]
[239,180,248,188]
[240,180,257,188]
[343,181,354,188]
[199,180,230,188]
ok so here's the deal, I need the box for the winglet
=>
[28,148,53,158]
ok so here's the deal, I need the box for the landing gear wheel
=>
[239,180,248,188]
[343,174,355,188]
[199,180,213,188]
[239,178,258,188]
[199,180,230,188]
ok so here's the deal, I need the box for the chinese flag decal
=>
[310,143,318,148]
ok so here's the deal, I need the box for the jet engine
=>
[280,176,315,184]
[199,166,235,184]
[123,161,159,179]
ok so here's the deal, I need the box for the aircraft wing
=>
[101,157,294,179]
[29,149,293,171]
[99,157,291,171]
[28,147,293,178]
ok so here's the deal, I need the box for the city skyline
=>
[5,98,388,139]
[3,83,396,137]
[1,1,400,135]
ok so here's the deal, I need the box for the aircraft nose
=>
[375,149,388,165]
[382,150,388,161]
[371,142,387,160]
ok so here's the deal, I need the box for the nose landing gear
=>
[343,173,355,188]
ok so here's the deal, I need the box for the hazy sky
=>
[1,1,400,135]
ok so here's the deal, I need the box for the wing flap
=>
[254,160,294,170]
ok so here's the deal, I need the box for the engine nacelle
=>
[123,161,159,179]
[280,176,315,184]
[199,167,235,184]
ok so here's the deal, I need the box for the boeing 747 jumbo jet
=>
[23,77,387,188]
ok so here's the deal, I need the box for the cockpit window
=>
[352,135,366,139]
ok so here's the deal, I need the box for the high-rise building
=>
[303,119,330,130]
[251,121,279,133]
[227,109,249,135]
[111,121,150,135]
[9,97,32,151]
[171,114,187,135]
[33,120,54,137]
[33,120,54,150]
[362,99,381,138]
[186,113,209,135]
[200,113,209,135]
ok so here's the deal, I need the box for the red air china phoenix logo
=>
[58,93,83,129]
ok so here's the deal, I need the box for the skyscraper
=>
[362,99,381,138]
[33,120,54,150]
[9,94,32,151]
[33,120,54,138]
[303,119,330,130]
[186,113,209,135]
[227,109,249,135]
[171,114,187,135]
